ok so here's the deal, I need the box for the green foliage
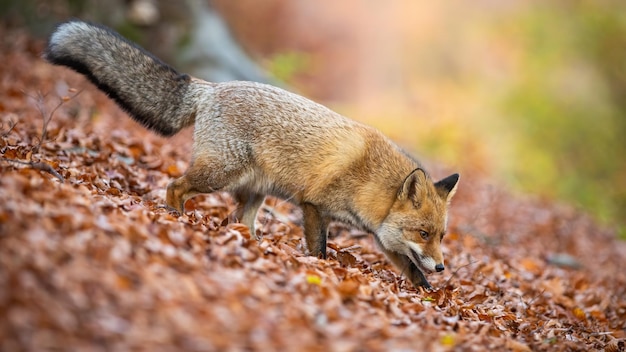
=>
[114,22,145,47]
[499,1,626,231]
[266,51,310,83]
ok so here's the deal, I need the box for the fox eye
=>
[419,230,429,240]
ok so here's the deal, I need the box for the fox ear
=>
[399,168,428,204]
[435,173,460,203]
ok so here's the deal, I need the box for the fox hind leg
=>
[166,156,244,214]
[166,176,197,214]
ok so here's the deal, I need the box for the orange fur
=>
[45,20,460,288]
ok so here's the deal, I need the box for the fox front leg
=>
[232,191,265,239]
[393,254,432,289]
[406,262,432,290]
[378,245,433,289]
[301,203,330,258]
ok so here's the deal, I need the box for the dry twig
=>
[1,158,64,182]
[0,89,81,183]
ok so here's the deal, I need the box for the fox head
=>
[377,169,459,275]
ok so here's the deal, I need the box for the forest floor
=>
[1,26,625,352]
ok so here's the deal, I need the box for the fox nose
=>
[435,263,445,272]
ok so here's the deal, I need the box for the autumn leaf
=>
[0,21,624,352]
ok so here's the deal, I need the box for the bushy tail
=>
[44,20,196,136]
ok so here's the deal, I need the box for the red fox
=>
[44,20,459,289]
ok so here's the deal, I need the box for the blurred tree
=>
[0,0,270,83]
[178,0,270,83]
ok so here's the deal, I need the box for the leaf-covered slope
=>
[1,27,624,352]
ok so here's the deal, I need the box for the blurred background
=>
[2,0,624,237]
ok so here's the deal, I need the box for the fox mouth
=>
[409,248,434,274]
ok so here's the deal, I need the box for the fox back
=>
[45,20,460,289]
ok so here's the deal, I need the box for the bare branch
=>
[0,158,64,183]
[0,119,17,137]
[23,89,82,154]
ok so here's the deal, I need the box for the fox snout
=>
[408,244,444,274]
